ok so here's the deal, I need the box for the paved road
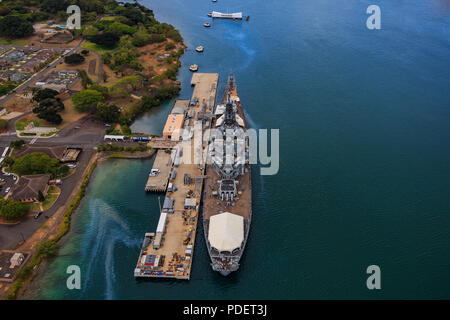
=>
[0,115,105,148]
[0,115,104,250]
[0,148,95,250]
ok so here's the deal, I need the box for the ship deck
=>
[202,165,252,220]
[203,77,251,221]
[202,75,252,274]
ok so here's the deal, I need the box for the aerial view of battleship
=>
[202,74,252,276]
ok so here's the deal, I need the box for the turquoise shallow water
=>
[31,0,450,299]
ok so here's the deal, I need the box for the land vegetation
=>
[69,1,185,132]
[32,89,65,124]
[0,199,30,220]
[9,139,26,148]
[5,152,69,178]
[64,53,85,65]
[0,0,184,136]
[0,118,8,131]
[0,81,18,96]
[97,143,150,153]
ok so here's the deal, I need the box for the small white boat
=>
[204,22,211,27]
[207,12,213,17]
[196,46,204,52]
[189,64,198,72]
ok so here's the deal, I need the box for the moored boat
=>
[202,74,252,276]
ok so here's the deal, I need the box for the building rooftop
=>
[11,174,51,202]
[163,114,185,140]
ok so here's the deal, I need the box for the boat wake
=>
[80,199,141,299]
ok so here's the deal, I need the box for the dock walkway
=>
[145,149,173,192]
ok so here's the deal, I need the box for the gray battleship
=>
[202,74,252,276]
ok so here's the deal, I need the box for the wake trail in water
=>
[79,198,141,299]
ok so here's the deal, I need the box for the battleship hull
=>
[202,74,252,276]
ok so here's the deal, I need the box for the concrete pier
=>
[135,73,219,279]
[145,149,173,192]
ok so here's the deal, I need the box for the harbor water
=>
[30,0,450,299]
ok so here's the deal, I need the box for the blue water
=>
[31,0,450,299]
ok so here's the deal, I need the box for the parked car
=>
[49,179,62,185]
[34,211,43,219]
[149,169,160,177]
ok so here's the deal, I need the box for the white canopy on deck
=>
[208,212,244,252]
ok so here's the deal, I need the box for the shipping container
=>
[153,232,163,249]
[156,212,168,233]
[132,136,150,142]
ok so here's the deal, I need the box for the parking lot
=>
[0,171,16,197]
[0,146,16,198]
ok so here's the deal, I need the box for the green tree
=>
[0,82,17,96]
[58,165,70,177]
[72,89,105,113]
[0,119,8,130]
[12,152,60,176]
[9,140,25,149]
[37,239,59,258]
[40,0,69,14]
[88,32,120,48]
[2,156,14,167]
[0,15,34,38]
[64,53,85,65]
[38,190,45,202]
[166,29,183,43]
[0,201,29,220]
[121,124,131,135]
[96,103,120,124]
[32,97,65,124]
[165,42,175,51]
[82,25,99,37]
[88,84,108,96]
[78,70,93,89]
[104,21,136,36]
[32,88,59,102]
